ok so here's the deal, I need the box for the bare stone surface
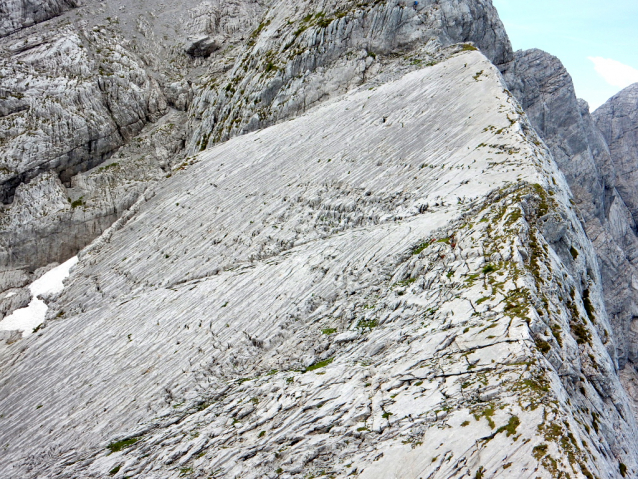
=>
[2,1,638,478]
[0,51,636,479]
[0,0,512,275]
[594,84,638,227]
[503,50,638,382]
[0,0,77,37]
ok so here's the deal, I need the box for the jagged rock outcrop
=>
[187,0,513,150]
[0,49,636,479]
[0,0,77,37]
[0,0,515,277]
[502,50,638,378]
[594,83,638,226]
[0,110,188,270]
[0,24,168,202]
[0,0,265,272]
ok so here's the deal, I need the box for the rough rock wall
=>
[0,0,77,37]
[502,49,638,376]
[1,50,636,479]
[594,84,638,226]
[0,0,514,277]
[0,110,187,271]
[0,25,168,202]
[187,0,512,151]
[592,83,638,416]
[0,0,266,273]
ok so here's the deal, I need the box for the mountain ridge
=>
[1,1,638,478]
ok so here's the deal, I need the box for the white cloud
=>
[588,56,638,88]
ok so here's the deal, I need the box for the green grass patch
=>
[620,462,627,477]
[322,328,337,335]
[412,242,429,255]
[107,437,138,453]
[356,319,378,330]
[473,406,496,429]
[305,357,334,372]
[70,197,84,209]
[533,444,548,460]
[535,339,551,354]
[482,264,497,274]
[98,162,119,173]
[582,289,596,323]
[497,415,520,437]
[571,322,591,345]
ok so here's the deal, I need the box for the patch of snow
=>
[5,292,16,298]
[0,256,78,337]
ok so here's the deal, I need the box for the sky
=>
[491,0,638,111]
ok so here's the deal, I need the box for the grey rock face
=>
[502,49,611,223]
[1,1,638,477]
[591,83,638,409]
[1,52,636,479]
[0,110,187,271]
[503,49,638,373]
[594,84,638,226]
[0,25,168,205]
[188,0,513,150]
[0,287,30,319]
[185,35,222,57]
[0,0,513,279]
[0,0,257,273]
[0,328,21,344]
[0,0,77,37]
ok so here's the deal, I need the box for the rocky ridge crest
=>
[1,0,638,478]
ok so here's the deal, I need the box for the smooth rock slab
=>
[0,51,635,479]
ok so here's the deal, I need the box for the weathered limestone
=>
[0,0,77,37]
[0,51,635,479]
[0,0,265,273]
[502,50,638,374]
[187,0,513,151]
[2,1,638,478]
[594,84,638,227]
[0,0,515,277]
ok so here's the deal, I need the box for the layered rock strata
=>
[0,50,635,479]
[0,0,514,275]
[187,0,513,150]
[502,50,638,392]
[0,0,266,272]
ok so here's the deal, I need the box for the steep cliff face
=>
[502,50,638,379]
[594,84,638,227]
[0,0,77,37]
[0,0,513,276]
[187,0,512,151]
[592,83,638,415]
[1,50,636,479]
